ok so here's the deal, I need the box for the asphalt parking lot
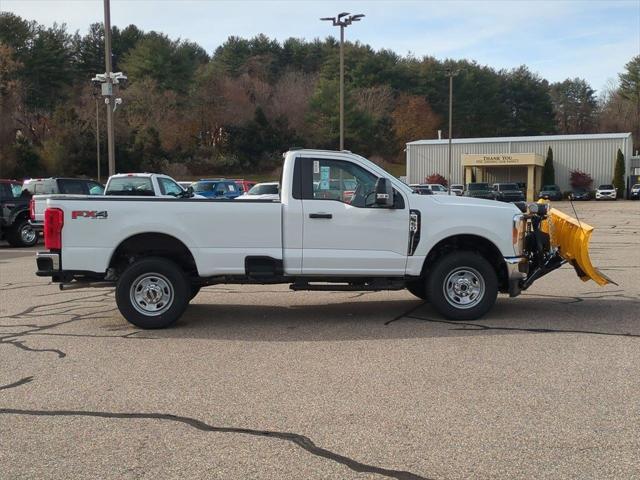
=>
[1,201,638,479]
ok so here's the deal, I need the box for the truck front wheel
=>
[116,257,190,329]
[426,251,497,321]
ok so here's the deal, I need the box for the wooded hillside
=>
[1,12,638,179]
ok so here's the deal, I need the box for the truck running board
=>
[290,279,406,292]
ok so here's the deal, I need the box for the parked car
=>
[192,179,242,199]
[569,188,592,201]
[492,183,525,202]
[538,184,563,201]
[35,148,612,329]
[313,178,358,203]
[414,184,448,195]
[105,173,190,197]
[178,181,193,190]
[411,186,434,195]
[1,179,37,247]
[630,183,640,200]
[450,184,464,196]
[236,182,280,200]
[232,179,257,194]
[464,183,495,200]
[28,178,104,235]
[595,184,617,201]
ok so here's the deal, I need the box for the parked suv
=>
[1,179,37,247]
[538,184,563,201]
[27,177,104,236]
[192,179,242,199]
[23,177,104,196]
[492,183,525,202]
[464,183,494,200]
[630,183,640,200]
[595,184,617,201]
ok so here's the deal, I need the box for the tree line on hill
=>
[0,12,638,180]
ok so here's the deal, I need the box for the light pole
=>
[321,12,365,151]
[92,0,126,178]
[103,0,115,176]
[445,68,459,195]
[95,97,101,183]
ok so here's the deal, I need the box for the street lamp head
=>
[350,14,365,21]
[337,12,350,19]
[320,17,335,21]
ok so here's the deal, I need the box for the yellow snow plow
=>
[541,207,615,286]
[517,201,615,291]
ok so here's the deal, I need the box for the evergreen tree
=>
[613,149,625,198]
[542,147,555,185]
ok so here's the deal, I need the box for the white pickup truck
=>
[35,149,607,329]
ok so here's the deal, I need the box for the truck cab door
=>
[300,157,410,276]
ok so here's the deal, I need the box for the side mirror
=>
[374,177,394,208]
[187,186,194,197]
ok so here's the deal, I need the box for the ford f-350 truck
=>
[34,149,611,329]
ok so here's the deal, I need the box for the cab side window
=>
[310,159,377,207]
[158,178,183,197]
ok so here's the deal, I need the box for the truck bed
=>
[46,196,282,276]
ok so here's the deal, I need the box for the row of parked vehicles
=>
[409,182,640,202]
[0,175,280,247]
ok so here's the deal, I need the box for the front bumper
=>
[595,192,616,200]
[504,256,528,297]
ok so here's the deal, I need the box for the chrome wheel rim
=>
[130,272,174,316]
[443,267,485,309]
[21,224,36,244]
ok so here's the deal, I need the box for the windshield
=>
[499,183,519,190]
[106,177,154,196]
[542,185,558,191]
[430,185,445,191]
[468,183,490,191]
[599,185,614,190]
[248,183,279,195]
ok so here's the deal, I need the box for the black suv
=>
[492,183,525,202]
[0,179,37,247]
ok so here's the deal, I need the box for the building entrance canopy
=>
[462,153,544,201]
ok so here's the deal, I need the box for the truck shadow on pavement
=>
[167,292,640,342]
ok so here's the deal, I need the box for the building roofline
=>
[407,132,632,146]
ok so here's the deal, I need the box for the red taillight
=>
[44,208,63,250]
[29,198,35,220]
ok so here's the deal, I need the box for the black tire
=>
[405,279,427,300]
[190,284,201,300]
[115,257,189,329]
[6,218,38,247]
[426,251,498,321]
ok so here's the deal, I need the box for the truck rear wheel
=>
[426,251,497,321]
[7,218,38,247]
[116,257,189,329]
[405,279,427,300]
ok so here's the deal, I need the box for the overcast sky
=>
[2,0,639,93]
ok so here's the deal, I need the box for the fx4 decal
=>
[71,210,108,220]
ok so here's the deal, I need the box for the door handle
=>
[309,213,332,219]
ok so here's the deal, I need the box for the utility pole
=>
[92,0,126,179]
[321,12,365,151]
[103,0,115,176]
[445,68,459,195]
[96,98,101,183]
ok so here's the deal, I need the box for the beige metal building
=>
[406,133,634,197]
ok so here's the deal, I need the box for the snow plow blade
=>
[543,207,615,286]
